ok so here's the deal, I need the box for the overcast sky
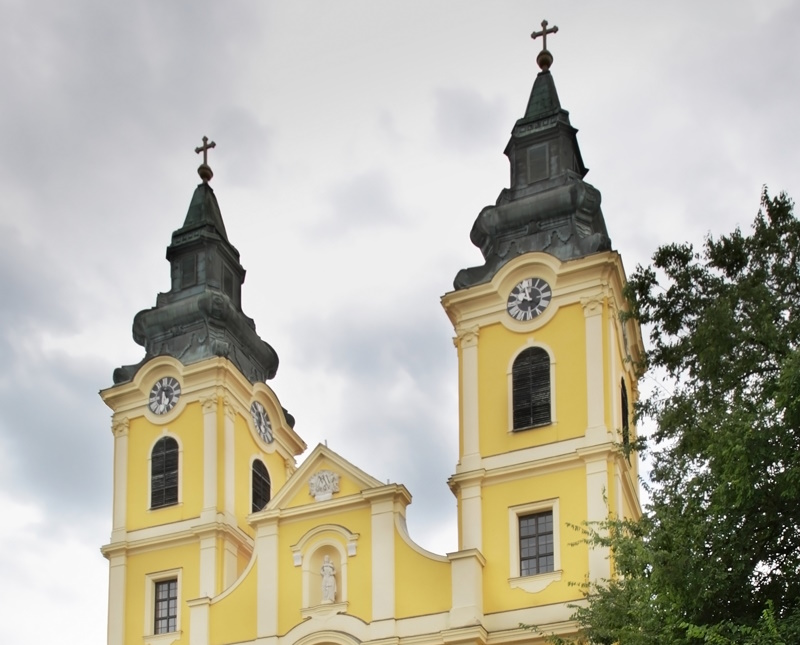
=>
[1,1,799,643]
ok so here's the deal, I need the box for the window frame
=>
[149,435,181,510]
[144,568,182,643]
[507,343,556,433]
[508,499,562,593]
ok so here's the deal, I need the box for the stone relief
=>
[309,470,340,501]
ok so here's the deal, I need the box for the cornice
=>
[100,515,254,559]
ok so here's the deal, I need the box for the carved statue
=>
[320,555,336,604]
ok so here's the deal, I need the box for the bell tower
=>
[100,140,305,645]
[442,22,643,625]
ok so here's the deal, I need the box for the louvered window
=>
[512,347,551,430]
[252,459,271,512]
[151,437,179,509]
[621,378,630,447]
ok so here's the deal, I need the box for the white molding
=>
[290,524,359,566]
[143,567,182,642]
[508,498,561,592]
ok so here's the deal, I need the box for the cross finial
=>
[194,136,216,183]
[531,19,559,71]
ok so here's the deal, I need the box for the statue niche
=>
[309,548,340,607]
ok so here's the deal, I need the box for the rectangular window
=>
[519,511,554,576]
[527,144,549,183]
[154,579,178,634]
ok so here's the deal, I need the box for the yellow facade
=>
[101,50,644,645]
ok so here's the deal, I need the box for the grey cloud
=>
[433,87,510,154]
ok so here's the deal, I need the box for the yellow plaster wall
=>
[209,559,257,645]
[277,507,374,631]
[478,302,588,458]
[394,533,451,617]
[481,468,588,614]
[127,402,204,531]
[125,543,200,645]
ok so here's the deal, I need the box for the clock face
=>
[507,278,552,321]
[250,401,273,444]
[149,376,181,415]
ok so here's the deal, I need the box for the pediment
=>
[265,443,389,513]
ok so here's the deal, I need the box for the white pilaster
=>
[457,326,481,471]
[106,552,126,645]
[582,296,606,439]
[201,396,218,519]
[223,397,236,515]
[256,519,280,637]
[457,473,484,551]
[448,548,485,627]
[187,596,210,645]
[223,539,239,589]
[370,495,396,620]
[198,534,217,597]
[584,456,611,582]
[111,417,129,541]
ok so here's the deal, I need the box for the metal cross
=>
[194,136,216,165]
[531,20,559,51]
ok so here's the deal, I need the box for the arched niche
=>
[292,524,359,615]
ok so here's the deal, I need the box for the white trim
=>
[111,418,129,538]
[584,456,611,582]
[506,339,557,433]
[106,553,126,645]
[224,406,235,515]
[371,496,395,619]
[201,396,217,515]
[147,431,183,511]
[143,568,182,643]
[583,296,606,433]
[299,538,350,608]
[457,327,481,471]
[508,498,562,593]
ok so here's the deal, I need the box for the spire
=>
[113,138,280,386]
[454,22,611,290]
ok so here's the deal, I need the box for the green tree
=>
[563,190,800,643]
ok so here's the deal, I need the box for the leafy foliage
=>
[563,190,800,643]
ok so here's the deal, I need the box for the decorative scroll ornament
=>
[309,470,340,501]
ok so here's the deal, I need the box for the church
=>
[100,22,643,645]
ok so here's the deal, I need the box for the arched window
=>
[620,378,630,447]
[512,347,551,430]
[252,460,271,512]
[151,437,179,509]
